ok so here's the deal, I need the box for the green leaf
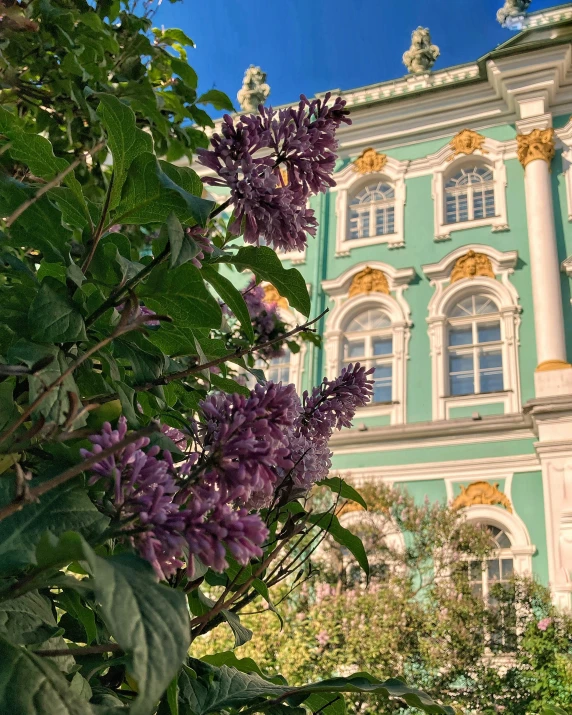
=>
[201,266,254,343]
[83,552,191,715]
[50,187,93,230]
[178,660,455,715]
[97,95,154,209]
[307,512,369,579]
[200,652,278,682]
[197,89,235,112]
[155,27,195,47]
[317,477,367,511]
[56,588,98,645]
[232,246,311,317]
[0,591,61,647]
[210,374,250,398]
[28,282,87,343]
[170,57,197,90]
[220,609,253,648]
[167,213,201,269]
[8,341,82,425]
[0,482,108,577]
[0,634,95,714]
[303,694,346,714]
[139,262,222,330]
[112,153,213,227]
[7,132,85,208]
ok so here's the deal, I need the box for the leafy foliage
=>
[0,2,456,713]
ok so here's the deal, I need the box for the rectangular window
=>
[479,350,503,393]
[372,364,392,403]
[477,322,501,343]
[449,351,475,396]
[373,337,392,356]
[349,210,359,240]
[449,326,473,347]
[346,340,365,359]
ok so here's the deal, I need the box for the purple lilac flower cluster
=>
[242,280,286,359]
[186,225,214,269]
[82,365,372,580]
[197,93,350,252]
[287,363,375,489]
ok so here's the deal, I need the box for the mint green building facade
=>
[271,5,572,608]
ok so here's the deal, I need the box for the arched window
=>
[447,294,503,397]
[343,308,393,404]
[468,524,516,651]
[349,182,395,240]
[445,166,495,225]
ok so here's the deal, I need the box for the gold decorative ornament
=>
[353,148,387,175]
[263,283,289,309]
[450,250,495,283]
[516,128,555,168]
[536,359,572,372]
[348,267,390,297]
[448,129,488,160]
[452,481,513,513]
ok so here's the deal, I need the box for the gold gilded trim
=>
[348,267,390,297]
[536,359,572,372]
[450,250,495,283]
[448,129,487,160]
[516,128,555,168]
[452,481,512,513]
[353,148,387,175]
[263,284,289,309]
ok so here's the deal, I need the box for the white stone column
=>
[518,128,572,396]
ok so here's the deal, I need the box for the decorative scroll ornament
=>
[452,481,513,513]
[353,148,387,175]
[516,128,555,168]
[402,27,440,74]
[263,283,289,309]
[348,267,390,297]
[450,250,495,283]
[237,65,270,113]
[448,129,488,160]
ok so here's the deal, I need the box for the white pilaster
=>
[518,128,572,396]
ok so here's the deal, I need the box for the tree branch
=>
[81,174,114,274]
[137,309,328,391]
[34,643,122,657]
[4,141,106,228]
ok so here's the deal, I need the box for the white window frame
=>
[447,297,504,398]
[333,157,407,256]
[423,245,521,421]
[322,261,415,425]
[444,166,496,225]
[348,182,396,240]
[432,154,509,242]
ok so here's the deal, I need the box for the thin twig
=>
[81,174,114,274]
[4,141,105,227]
[0,322,139,449]
[34,643,122,657]
[85,245,170,327]
[138,309,328,390]
[0,426,157,522]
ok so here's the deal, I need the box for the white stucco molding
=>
[322,261,415,425]
[555,119,572,223]
[422,245,521,420]
[410,136,511,241]
[332,158,408,255]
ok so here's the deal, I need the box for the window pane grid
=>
[343,312,393,405]
[349,183,396,239]
[447,296,504,397]
[445,167,495,225]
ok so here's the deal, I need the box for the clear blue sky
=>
[153,0,560,111]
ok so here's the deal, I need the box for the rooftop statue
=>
[496,0,532,28]
[402,27,440,75]
[237,65,270,113]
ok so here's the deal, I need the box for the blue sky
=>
[153,0,560,111]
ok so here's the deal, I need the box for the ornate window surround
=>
[460,505,535,577]
[428,138,509,241]
[422,245,521,420]
[333,157,407,256]
[322,261,415,425]
[555,120,572,223]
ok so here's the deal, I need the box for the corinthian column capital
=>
[517,127,556,168]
